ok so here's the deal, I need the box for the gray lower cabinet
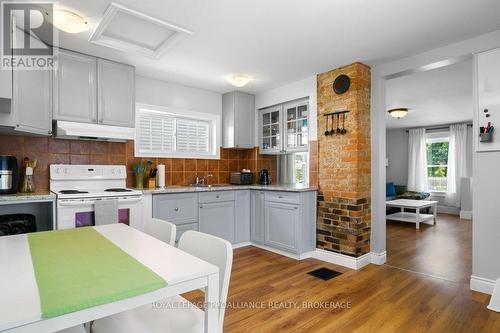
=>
[152,189,316,255]
[175,222,198,244]
[152,193,198,225]
[235,190,250,243]
[250,191,265,244]
[264,201,299,252]
[199,201,235,243]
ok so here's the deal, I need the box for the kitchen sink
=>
[190,184,230,188]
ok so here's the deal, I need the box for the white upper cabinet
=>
[259,98,309,154]
[12,67,52,135]
[52,51,135,128]
[97,59,135,127]
[222,91,255,148]
[9,26,52,135]
[54,49,97,123]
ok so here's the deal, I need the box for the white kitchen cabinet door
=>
[259,105,282,154]
[199,201,235,243]
[283,99,309,152]
[264,201,299,252]
[12,66,52,136]
[97,59,135,127]
[250,190,265,244]
[54,49,97,123]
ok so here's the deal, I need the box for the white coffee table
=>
[386,199,438,229]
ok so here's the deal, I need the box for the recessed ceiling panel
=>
[89,3,192,58]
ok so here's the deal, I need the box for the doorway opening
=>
[383,58,473,283]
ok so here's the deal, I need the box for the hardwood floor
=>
[184,245,500,332]
[386,213,472,284]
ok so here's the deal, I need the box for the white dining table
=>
[0,224,220,333]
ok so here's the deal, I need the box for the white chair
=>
[92,230,233,333]
[144,218,177,246]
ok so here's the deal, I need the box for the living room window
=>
[426,133,449,192]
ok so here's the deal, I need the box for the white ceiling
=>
[50,0,500,94]
[385,59,473,129]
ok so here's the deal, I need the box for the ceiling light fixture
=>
[52,9,89,34]
[226,74,251,87]
[387,108,409,119]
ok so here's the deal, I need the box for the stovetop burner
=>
[59,190,89,194]
[104,188,133,192]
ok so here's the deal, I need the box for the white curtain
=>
[445,124,468,207]
[407,128,428,192]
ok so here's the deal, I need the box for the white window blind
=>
[176,119,209,153]
[135,106,216,158]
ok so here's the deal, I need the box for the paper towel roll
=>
[156,164,166,188]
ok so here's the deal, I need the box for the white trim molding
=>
[251,243,313,260]
[311,249,372,270]
[460,210,473,220]
[232,242,251,249]
[470,275,496,295]
[370,251,387,265]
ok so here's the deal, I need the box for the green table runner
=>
[28,227,167,318]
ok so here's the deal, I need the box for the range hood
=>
[55,121,135,142]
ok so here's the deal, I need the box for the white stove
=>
[50,165,143,230]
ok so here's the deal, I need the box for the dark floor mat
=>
[307,267,342,281]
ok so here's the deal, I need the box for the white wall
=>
[386,129,408,185]
[255,76,317,143]
[135,75,222,115]
[371,29,500,292]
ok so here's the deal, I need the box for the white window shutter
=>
[176,119,210,153]
[136,108,212,157]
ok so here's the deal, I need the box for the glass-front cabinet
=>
[259,98,309,154]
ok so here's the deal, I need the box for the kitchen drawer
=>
[153,193,198,225]
[175,223,198,244]
[264,191,300,204]
[199,191,235,203]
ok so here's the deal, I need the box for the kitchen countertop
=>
[0,191,56,202]
[142,184,317,194]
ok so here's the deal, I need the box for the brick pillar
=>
[316,62,371,257]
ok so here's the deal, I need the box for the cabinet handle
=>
[294,206,298,210]
[216,195,220,199]
[200,205,203,209]
[278,195,283,199]
[174,207,179,212]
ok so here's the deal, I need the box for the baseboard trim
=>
[460,210,473,220]
[250,243,311,260]
[232,241,252,249]
[470,275,496,295]
[311,249,372,270]
[370,251,387,265]
[437,205,460,215]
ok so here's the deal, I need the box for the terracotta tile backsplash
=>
[0,135,277,190]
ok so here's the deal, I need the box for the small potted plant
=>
[132,160,152,189]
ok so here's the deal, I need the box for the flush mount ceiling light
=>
[387,108,409,119]
[226,74,251,87]
[52,9,89,34]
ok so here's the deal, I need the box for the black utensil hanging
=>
[341,113,347,134]
[324,115,330,136]
[336,114,342,134]
[329,114,336,135]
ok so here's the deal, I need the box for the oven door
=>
[57,196,143,231]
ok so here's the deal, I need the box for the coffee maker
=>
[259,169,271,185]
[0,156,18,194]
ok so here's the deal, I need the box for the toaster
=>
[230,172,253,185]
